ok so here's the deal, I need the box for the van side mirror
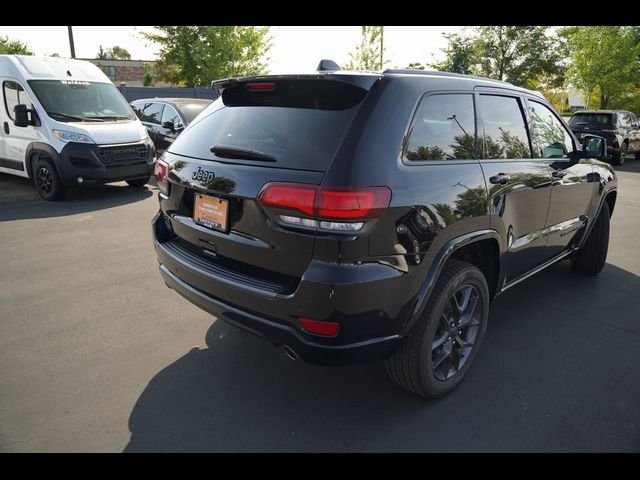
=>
[583,135,605,159]
[13,104,30,127]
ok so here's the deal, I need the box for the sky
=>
[0,26,463,73]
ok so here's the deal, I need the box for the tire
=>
[634,151,640,160]
[612,143,626,166]
[386,259,490,398]
[33,158,66,201]
[126,178,148,187]
[571,201,610,275]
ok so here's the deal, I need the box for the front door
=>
[525,98,596,256]
[477,93,553,283]
[0,78,37,177]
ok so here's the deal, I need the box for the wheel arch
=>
[24,142,62,180]
[400,230,501,336]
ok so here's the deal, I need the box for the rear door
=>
[162,77,372,279]
[525,98,595,255]
[477,92,553,283]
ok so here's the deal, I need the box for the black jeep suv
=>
[152,65,617,398]
[568,109,640,165]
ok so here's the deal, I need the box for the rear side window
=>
[478,95,531,159]
[527,100,573,158]
[404,94,475,161]
[3,81,29,120]
[568,113,613,128]
[168,79,368,171]
[140,102,163,125]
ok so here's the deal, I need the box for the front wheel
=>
[33,158,66,201]
[571,201,610,275]
[126,178,149,188]
[386,259,489,398]
[613,144,626,166]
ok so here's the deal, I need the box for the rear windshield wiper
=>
[210,145,276,162]
[47,112,104,122]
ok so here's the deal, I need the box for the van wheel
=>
[126,178,148,188]
[634,151,640,160]
[571,201,610,275]
[613,144,626,166]
[34,158,66,201]
[385,259,489,398]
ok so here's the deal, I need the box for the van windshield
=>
[28,80,135,122]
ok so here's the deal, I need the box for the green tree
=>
[429,27,563,89]
[344,26,385,70]
[430,33,478,75]
[562,26,640,109]
[141,26,271,87]
[143,62,155,87]
[97,45,132,60]
[0,36,33,55]
[406,62,426,70]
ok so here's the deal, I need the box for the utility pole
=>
[379,26,384,70]
[67,26,76,58]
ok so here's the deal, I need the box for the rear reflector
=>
[299,317,339,337]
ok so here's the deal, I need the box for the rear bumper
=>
[55,140,155,187]
[152,211,409,366]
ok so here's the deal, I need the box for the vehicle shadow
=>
[0,174,154,222]
[124,261,640,452]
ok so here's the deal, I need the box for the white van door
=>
[0,78,38,178]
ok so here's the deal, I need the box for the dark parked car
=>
[151,65,617,398]
[568,109,640,165]
[131,98,212,156]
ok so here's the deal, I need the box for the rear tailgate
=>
[159,75,377,282]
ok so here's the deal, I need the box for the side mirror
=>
[162,120,175,132]
[13,104,30,127]
[583,135,605,159]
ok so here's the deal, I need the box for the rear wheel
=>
[33,158,66,201]
[613,143,626,166]
[634,151,640,160]
[126,178,148,188]
[386,259,489,398]
[571,201,610,275]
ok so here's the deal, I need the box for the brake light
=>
[154,158,170,195]
[247,82,276,92]
[257,182,391,232]
[299,317,339,337]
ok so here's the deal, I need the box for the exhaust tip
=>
[282,345,298,361]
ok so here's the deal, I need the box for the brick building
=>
[82,58,168,87]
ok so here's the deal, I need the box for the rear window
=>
[568,113,613,128]
[168,79,368,171]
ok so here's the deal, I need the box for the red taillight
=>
[257,183,391,221]
[247,82,276,92]
[258,183,316,216]
[299,317,339,337]
[154,158,170,195]
[316,187,391,220]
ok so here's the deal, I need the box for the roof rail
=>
[382,69,512,85]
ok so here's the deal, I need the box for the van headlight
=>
[53,130,95,144]
[138,125,149,141]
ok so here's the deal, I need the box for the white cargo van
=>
[0,55,155,200]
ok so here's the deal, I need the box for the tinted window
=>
[169,80,367,171]
[405,94,475,161]
[568,113,613,128]
[528,100,573,158]
[161,105,183,129]
[179,102,210,124]
[479,95,531,159]
[141,102,163,125]
[3,81,30,120]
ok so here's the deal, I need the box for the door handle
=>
[3,122,9,134]
[551,170,567,178]
[489,173,511,185]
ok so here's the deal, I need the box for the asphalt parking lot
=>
[1,165,639,452]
